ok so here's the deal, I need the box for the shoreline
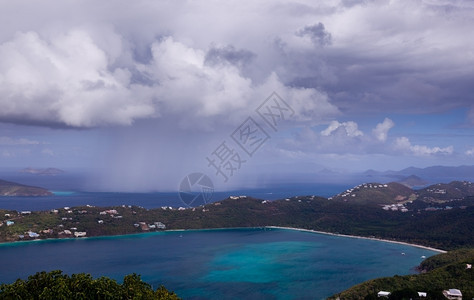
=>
[0,227,261,246]
[0,226,447,253]
[266,226,447,253]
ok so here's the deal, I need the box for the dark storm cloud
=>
[2,0,473,190]
[204,45,256,68]
[281,1,474,116]
[0,0,473,128]
[296,23,332,46]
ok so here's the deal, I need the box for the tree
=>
[0,271,180,300]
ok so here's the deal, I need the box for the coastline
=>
[266,226,447,253]
[0,227,262,246]
[0,226,447,253]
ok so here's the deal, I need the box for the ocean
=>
[0,183,351,211]
[0,228,438,299]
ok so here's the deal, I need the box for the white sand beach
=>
[265,226,447,253]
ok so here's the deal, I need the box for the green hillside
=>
[417,181,474,203]
[330,248,474,299]
[1,195,473,250]
[0,179,52,196]
[330,181,474,206]
[331,182,416,205]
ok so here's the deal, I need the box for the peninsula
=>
[0,179,52,197]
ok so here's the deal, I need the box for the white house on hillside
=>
[443,289,462,300]
[377,291,390,297]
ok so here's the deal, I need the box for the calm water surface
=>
[0,228,438,299]
[0,183,353,211]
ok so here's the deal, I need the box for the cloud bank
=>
[285,117,454,158]
[0,0,473,129]
[1,0,473,191]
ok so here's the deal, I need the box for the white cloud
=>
[0,136,40,146]
[465,148,474,156]
[0,29,338,129]
[286,118,458,159]
[0,0,472,129]
[321,120,363,137]
[0,30,156,127]
[394,136,453,156]
[372,118,394,142]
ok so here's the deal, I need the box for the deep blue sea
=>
[0,183,351,211]
[0,228,438,299]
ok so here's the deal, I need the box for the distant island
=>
[0,179,52,197]
[19,167,65,176]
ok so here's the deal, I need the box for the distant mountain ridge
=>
[397,175,428,188]
[359,165,474,183]
[0,179,52,196]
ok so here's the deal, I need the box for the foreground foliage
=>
[330,248,474,299]
[0,271,180,300]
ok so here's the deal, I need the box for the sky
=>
[0,0,474,192]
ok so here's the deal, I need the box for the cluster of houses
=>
[229,195,247,200]
[57,228,87,238]
[161,206,188,211]
[2,212,42,239]
[378,291,426,298]
[332,183,389,199]
[17,228,87,240]
[426,188,447,194]
[2,205,171,242]
[2,211,32,227]
[377,288,466,299]
[424,206,455,211]
[382,203,409,212]
[378,289,463,299]
[2,206,94,241]
[100,209,118,216]
[134,221,166,231]
[363,183,389,189]
[99,209,127,219]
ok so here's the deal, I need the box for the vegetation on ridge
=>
[330,248,474,299]
[1,194,473,250]
[0,270,180,299]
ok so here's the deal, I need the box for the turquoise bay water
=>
[0,228,438,299]
[51,191,76,196]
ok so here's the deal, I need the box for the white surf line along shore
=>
[266,226,447,253]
